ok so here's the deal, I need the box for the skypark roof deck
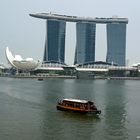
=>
[30,13,128,24]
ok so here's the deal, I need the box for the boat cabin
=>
[57,98,101,114]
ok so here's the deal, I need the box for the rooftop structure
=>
[30,13,128,24]
[63,98,88,103]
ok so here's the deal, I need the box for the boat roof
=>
[63,98,89,103]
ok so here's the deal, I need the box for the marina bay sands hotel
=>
[30,13,128,66]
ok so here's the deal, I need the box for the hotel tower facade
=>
[30,13,128,66]
[43,19,66,63]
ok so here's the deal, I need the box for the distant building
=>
[30,13,128,66]
[74,22,96,65]
[132,63,140,70]
[106,23,126,66]
[5,47,40,70]
[43,19,66,64]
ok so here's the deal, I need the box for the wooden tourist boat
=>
[57,98,101,114]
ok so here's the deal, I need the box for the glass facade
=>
[106,23,126,66]
[43,19,66,64]
[74,22,96,65]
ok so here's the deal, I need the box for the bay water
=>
[0,77,140,140]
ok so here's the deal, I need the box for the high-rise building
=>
[43,19,66,64]
[30,13,128,66]
[106,23,126,66]
[74,22,96,65]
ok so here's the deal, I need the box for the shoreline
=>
[0,75,140,80]
[0,75,77,79]
[94,77,140,80]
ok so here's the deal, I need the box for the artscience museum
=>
[5,47,41,71]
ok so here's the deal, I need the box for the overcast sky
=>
[0,0,140,65]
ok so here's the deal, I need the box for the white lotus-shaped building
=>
[5,47,41,70]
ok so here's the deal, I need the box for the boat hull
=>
[57,105,101,114]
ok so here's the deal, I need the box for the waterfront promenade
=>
[1,74,140,80]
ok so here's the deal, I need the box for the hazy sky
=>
[0,0,140,65]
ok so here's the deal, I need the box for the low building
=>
[5,47,41,71]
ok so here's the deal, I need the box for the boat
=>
[37,78,44,81]
[57,98,101,114]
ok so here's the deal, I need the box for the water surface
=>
[0,78,140,140]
